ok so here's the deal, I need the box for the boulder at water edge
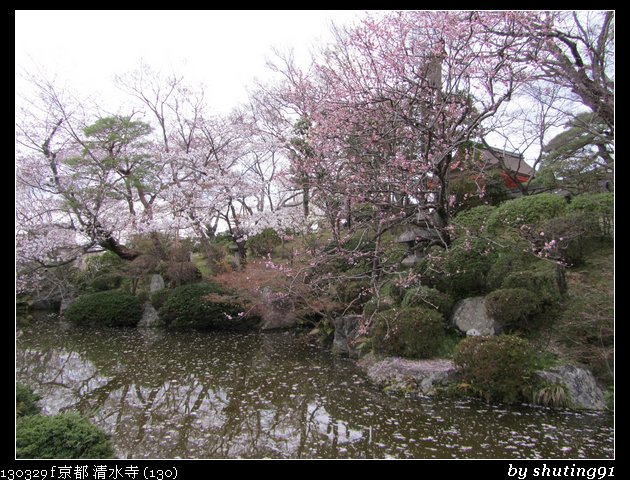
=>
[535,364,606,411]
[451,296,499,336]
[332,315,363,358]
[138,302,160,328]
[364,357,458,395]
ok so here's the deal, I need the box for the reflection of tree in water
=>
[16,322,382,458]
[16,320,614,458]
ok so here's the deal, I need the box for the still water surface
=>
[16,317,614,459]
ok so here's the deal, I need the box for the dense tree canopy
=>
[16,10,613,291]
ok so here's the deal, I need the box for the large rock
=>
[363,357,457,395]
[137,302,160,328]
[149,274,165,293]
[59,297,74,314]
[535,365,606,411]
[451,296,499,336]
[332,315,364,358]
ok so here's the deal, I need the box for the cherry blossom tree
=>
[263,11,541,285]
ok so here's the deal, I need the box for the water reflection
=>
[16,318,614,459]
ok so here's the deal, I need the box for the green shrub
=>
[370,307,446,359]
[486,247,535,290]
[487,194,567,233]
[604,385,614,411]
[453,335,535,404]
[83,251,125,276]
[89,273,122,292]
[335,278,371,311]
[378,281,405,305]
[164,261,202,287]
[16,384,40,418]
[247,228,282,257]
[568,192,613,213]
[485,288,543,331]
[452,204,496,238]
[64,291,143,327]
[433,239,498,299]
[502,261,565,303]
[16,412,114,459]
[362,297,395,317]
[158,282,258,330]
[536,212,602,266]
[401,286,454,318]
[150,288,173,310]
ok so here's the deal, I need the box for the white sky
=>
[15,10,366,113]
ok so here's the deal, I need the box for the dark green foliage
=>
[486,247,535,290]
[158,282,258,331]
[213,232,236,249]
[64,291,143,327]
[432,239,498,299]
[362,297,395,317]
[89,273,122,292]
[567,192,614,238]
[486,193,567,233]
[540,112,612,195]
[16,383,40,418]
[83,251,125,276]
[536,212,602,266]
[16,412,114,459]
[452,204,496,238]
[605,386,614,411]
[335,278,371,311]
[453,335,535,404]
[568,192,613,215]
[401,286,454,318]
[502,261,565,303]
[247,228,282,257]
[485,288,543,331]
[150,288,173,310]
[378,281,405,304]
[370,307,446,359]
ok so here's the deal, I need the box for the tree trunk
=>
[98,235,142,261]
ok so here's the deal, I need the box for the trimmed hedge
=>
[16,412,114,459]
[158,282,258,330]
[453,335,535,404]
[501,261,565,303]
[401,286,454,318]
[567,192,613,217]
[452,204,496,238]
[486,247,535,290]
[434,239,498,299]
[149,288,174,310]
[371,306,446,359]
[485,288,543,331]
[64,291,143,327]
[89,273,122,292]
[487,193,567,233]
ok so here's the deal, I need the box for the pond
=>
[16,316,614,459]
